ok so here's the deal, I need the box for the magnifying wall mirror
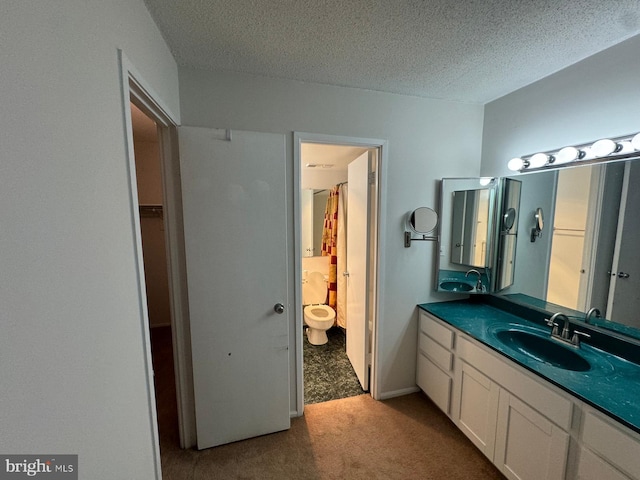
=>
[404,207,438,247]
[409,207,438,234]
[503,208,516,232]
[531,207,544,242]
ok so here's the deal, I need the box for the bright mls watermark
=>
[0,456,77,479]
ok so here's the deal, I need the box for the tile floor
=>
[303,326,366,404]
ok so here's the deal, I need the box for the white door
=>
[346,152,370,390]
[178,127,290,450]
[607,161,640,327]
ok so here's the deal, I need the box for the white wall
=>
[1,2,179,478]
[481,34,640,178]
[481,33,640,311]
[178,68,484,398]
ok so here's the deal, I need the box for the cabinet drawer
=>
[577,447,630,480]
[419,312,454,349]
[417,353,452,415]
[582,410,640,479]
[419,332,453,373]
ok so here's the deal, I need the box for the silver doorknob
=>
[343,272,350,277]
[274,303,285,314]
[618,272,630,279]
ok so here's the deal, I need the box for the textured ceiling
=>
[144,0,640,103]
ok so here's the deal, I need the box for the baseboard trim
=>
[378,386,420,401]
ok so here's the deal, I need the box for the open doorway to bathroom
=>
[296,136,383,407]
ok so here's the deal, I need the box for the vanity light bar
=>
[508,132,640,172]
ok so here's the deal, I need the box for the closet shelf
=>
[139,204,163,218]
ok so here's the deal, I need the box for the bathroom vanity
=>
[416,298,640,480]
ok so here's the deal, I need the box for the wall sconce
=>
[530,208,544,242]
[404,207,438,247]
[508,132,640,173]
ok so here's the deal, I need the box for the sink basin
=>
[439,281,473,292]
[495,329,591,371]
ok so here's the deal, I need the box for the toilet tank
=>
[302,271,327,304]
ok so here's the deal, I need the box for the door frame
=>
[118,50,196,460]
[607,161,632,318]
[293,132,388,414]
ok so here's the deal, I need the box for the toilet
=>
[303,271,336,345]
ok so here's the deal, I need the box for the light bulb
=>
[556,146,580,165]
[618,140,634,154]
[632,133,640,151]
[507,157,525,171]
[529,153,550,168]
[592,139,618,157]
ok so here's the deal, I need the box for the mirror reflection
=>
[495,179,521,291]
[436,178,503,294]
[301,189,329,257]
[409,207,438,234]
[450,189,491,268]
[501,159,640,333]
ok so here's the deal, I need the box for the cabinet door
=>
[576,447,631,480]
[455,361,500,459]
[494,391,569,480]
[582,410,640,479]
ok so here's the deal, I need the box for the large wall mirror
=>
[439,158,640,341]
[499,158,640,339]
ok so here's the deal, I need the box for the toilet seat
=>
[302,271,335,345]
[304,304,335,322]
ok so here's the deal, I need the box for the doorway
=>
[120,51,196,459]
[130,102,180,453]
[294,133,386,412]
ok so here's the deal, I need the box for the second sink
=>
[439,281,474,292]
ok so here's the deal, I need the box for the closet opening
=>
[130,102,181,455]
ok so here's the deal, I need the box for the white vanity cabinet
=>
[575,407,640,480]
[417,311,572,479]
[416,311,455,415]
[415,308,640,480]
[456,334,571,480]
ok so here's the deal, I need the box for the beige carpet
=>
[159,392,505,480]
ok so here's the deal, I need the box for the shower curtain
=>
[321,184,348,328]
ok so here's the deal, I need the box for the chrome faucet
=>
[465,269,484,291]
[546,312,590,347]
[585,307,601,324]
[546,312,567,338]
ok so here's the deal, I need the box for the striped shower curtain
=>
[321,184,347,328]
